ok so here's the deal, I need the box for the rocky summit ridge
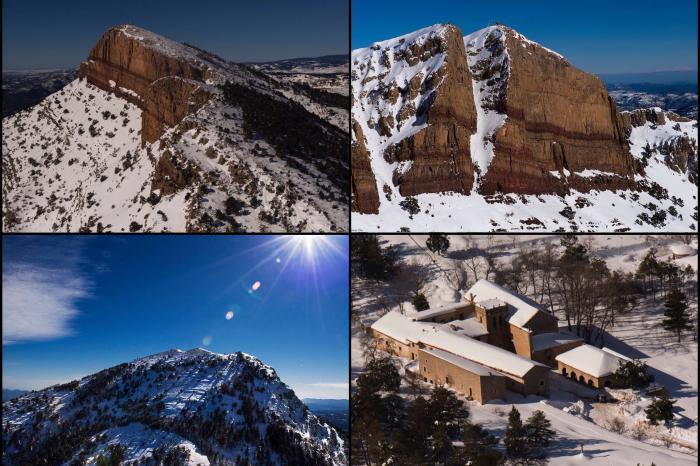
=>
[2,348,347,465]
[351,23,697,232]
[3,24,349,233]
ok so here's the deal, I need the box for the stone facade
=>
[509,325,533,359]
[556,361,615,388]
[473,303,511,348]
[372,329,416,359]
[418,348,506,404]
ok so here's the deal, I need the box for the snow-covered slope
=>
[2,348,346,465]
[351,24,698,232]
[2,26,349,232]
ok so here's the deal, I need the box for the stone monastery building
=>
[371,280,628,403]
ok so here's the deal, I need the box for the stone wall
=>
[418,349,506,404]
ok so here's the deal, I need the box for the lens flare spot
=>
[225,311,234,320]
[251,281,261,291]
[202,336,212,346]
[276,257,281,264]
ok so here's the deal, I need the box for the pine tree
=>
[636,248,660,298]
[560,235,588,263]
[645,390,676,426]
[661,284,692,342]
[426,234,450,256]
[613,359,653,388]
[398,397,432,464]
[525,410,556,453]
[350,235,398,281]
[461,423,502,466]
[504,405,528,458]
[412,292,429,311]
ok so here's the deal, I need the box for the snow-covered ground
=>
[352,234,698,465]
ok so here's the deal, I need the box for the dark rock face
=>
[621,107,667,133]
[151,151,199,195]
[480,27,637,195]
[351,122,380,213]
[79,25,214,144]
[141,77,212,143]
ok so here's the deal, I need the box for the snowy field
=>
[352,234,698,465]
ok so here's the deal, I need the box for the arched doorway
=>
[570,371,577,380]
[579,375,585,383]
[587,379,593,387]
[562,367,568,376]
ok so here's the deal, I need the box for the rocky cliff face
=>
[478,26,637,195]
[351,23,698,232]
[79,25,221,144]
[351,24,478,214]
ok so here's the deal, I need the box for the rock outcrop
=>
[80,25,217,144]
[620,107,667,134]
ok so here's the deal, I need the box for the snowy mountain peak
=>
[4,24,349,232]
[2,349,347,465]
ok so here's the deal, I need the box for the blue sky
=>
[2,0,348,69]
[352,0,698,75]
[2,235,349,399]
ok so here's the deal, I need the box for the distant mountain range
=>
[598,69,698,85]
[303,398,349,433]
[2,69,78,117]
[607,82,698,119]
[2,389,29,402]
[250,54,348,74]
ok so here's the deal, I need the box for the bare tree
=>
[394,257,431,309]
[445,259,471,298]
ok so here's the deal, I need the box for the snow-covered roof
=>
[420,347,502,377]
[419,327,547,378]
[411,302,473,321]
[670,243,695,256]
[371,310,428,344]
[531,333,583,352]
[372,310,546,378]
[447,318,488,338]
[555,344,630,378]
[477,298,507,309]
[465,280,548,329]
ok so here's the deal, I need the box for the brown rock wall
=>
[79,26,214,144]
[482,28,637,194]
[351,122,380,213]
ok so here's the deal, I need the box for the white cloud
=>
[307,383,349,389]
[291,382,349,399]
[2,264,89,344]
